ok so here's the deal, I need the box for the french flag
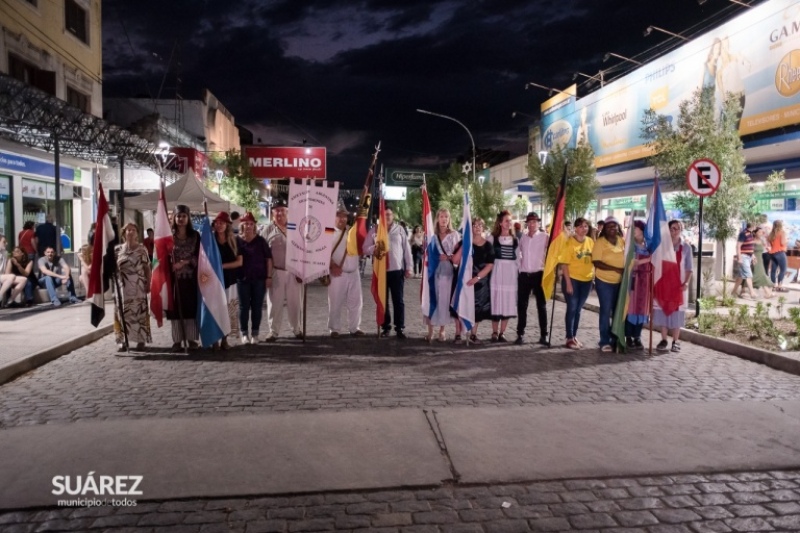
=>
[645,178,683,315]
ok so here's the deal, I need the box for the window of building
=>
[64,0,88,44]
[8,54,55,95]
[66,87,90,113]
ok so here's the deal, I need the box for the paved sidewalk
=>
[0,300,113,384]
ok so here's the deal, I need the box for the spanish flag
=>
[542,164,569,300]
[370,194,389,327]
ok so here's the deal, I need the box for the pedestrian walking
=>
[768,220,788,291]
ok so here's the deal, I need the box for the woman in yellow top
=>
[592,217,626,352]
[558,217,594,349]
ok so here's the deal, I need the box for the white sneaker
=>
[241,334,249,345]
[250,334,260,344]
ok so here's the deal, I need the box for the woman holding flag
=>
[451,217,494,344]
[624,220,651,351]
[425,208,460,343]
[558,217,595,349]
[653,220,693,353]
[167,205,200,351]
[113,223,152,351]
[212,211,243,349]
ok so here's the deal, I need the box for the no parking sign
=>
[686,159,721,197]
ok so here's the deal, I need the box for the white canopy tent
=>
[124,173,245,214]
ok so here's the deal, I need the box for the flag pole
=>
[547,272,558,347]
[648,263,654,355]
[112,271,129,351]
[170,209,188,354]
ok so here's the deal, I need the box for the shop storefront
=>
[0,149,90,255]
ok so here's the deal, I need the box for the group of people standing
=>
[732,219,789,300]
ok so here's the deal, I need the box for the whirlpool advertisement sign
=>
[539,0,800,168]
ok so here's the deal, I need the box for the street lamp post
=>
[215,169,224,197]
[603,52,642,66]
[644,26,689,40]
[416,109,476,186]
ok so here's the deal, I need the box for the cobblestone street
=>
[3,278,800,532]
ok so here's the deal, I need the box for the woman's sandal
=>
[424,333,433,343]
[469,334,481,345]
[437,331,447,342]
[491,332,499,342]
[453,335,463,344]
[497,332,508,342]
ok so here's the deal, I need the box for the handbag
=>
[319,274,331,286]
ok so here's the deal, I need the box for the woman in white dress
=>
[424,208,461,342]
[489,210,518,342]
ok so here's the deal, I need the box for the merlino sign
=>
[245,147,326,179]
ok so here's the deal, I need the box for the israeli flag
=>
[451,191,474,333]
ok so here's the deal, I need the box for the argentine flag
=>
[451,191,474,333]
[197,216,231,347]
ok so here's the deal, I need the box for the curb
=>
[568,297,800,377]
[0,324,113,385]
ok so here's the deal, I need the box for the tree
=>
[220,149,261,214]
[469,177,506,225]
[643,86,751,281]
[527,142,599,221]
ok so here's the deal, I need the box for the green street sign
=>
[385,168,433,188]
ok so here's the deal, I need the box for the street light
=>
[572,71,605,87]
[511,110,535,119]
[603,52,642,66]
[538,151,548,166]
[416,109,476,184]
[525,81,573,97]
[644,25,689,40]
[698,0,751,6]
[215,169,224,197]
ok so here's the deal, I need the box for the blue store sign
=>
[0,151,74,181]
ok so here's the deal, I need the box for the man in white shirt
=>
[364,206,412,338]
[516,212,550,346]
[261,198,303,341]
[328,205,364,337]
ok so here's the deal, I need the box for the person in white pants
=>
[328,205,364,337]
[261,199,303,341]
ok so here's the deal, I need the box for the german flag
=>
[542,164,568,300]
[324,227,335,235]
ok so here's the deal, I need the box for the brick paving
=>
[1,279,799,428]
[2,470,800,532]
[3,278,800,531]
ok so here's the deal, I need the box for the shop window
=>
[67,86,90,113]
[65,0,88,44]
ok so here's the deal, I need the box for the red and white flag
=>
[88,183,114,327]
[149,180,174,327]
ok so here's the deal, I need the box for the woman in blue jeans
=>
[592,217,626,352]
[236,212,272,345]
[558,218,595,349]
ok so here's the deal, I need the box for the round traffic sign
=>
[686,159,721,197]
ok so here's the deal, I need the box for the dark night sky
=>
[101,0,759,187]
